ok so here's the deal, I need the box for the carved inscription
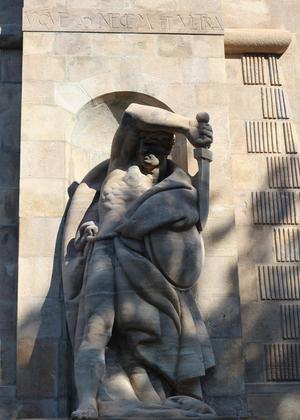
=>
[23,9,224,34]
[246,121,280,153]
[252,191,297,225]
[265,343,300,381]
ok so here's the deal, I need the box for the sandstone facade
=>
[0,0,299,419]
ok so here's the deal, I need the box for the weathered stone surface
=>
[23,33,54,55]
[0,226,18,262]
[17,338,59,398]
[205,396,248,417]
[0,301,16,340]
[22,81,54,105]
[237,226,274,265]
[19,217,60,257]
[244,343,265,383]
[0,50,21,82]
[1,340,17,386]
[17,398,58,418]
[204,215,237,257]
[23,56,66,82]
[19,178,66,217]
[54,33,92,56]
[0,397,18,420]
[21,141,65,179]
[0,1,22,25]
[247,394,300,419]
[182,57,209,83]
[229,86,262,121]
[0,260,17,301]
[199,296,242,338]
[198,256,239,298]
[0,152,19,188]
[203,339,244,396]
[18,298,63,340]
[54,82,90,113]
[22,104,72,141]
[238,264,258,304]
[18,257,60,299]
[0,189,18,225]
[241,302,282,341]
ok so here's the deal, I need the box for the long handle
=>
[193,147,213,231]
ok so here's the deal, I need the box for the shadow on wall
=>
[0,1,23,420]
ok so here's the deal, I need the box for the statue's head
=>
[137,130,175,174]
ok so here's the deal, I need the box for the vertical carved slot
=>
[281,304,300,339]
[268,56,281,86]
[267,156,300,188]
[246,121,280,153]
[258,265,300,300]
[273,228,300,262]
[265,343,300,381]
[242,55,265,85]
[283,122,297,154]
[261,87,289,119]
[252,191,297,225]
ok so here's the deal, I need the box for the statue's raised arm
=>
[109,103,212,169]
[107,103,213,232]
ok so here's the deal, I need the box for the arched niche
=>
[68,91,188,183]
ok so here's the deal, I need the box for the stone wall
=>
[0,1,22,418]
[223,0,300,418]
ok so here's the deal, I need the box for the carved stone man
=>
[62,104,215,419]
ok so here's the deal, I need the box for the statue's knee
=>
[75,346,105,370]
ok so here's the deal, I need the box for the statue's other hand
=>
[187,112,213,149]
[74,221,99,251]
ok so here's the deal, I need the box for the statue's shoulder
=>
[81,159,110,190]
[62,159,110,257]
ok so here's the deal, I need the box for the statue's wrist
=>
[193,147,213,162]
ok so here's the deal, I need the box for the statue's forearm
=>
[193,148,213,231]
[110,104,192,169]
[123,103,191,136]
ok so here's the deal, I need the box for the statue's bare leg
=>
[128,365,162,402]
[72,241,115,420]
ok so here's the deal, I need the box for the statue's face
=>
[137,132,174,174]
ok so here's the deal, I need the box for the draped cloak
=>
[62,159,215,392]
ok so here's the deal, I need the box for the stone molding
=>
[0,24,22,49]
[224,28,292,55]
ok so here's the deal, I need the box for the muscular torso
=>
[97,165,157,238]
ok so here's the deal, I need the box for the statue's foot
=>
[71,405,98,420]
[165,395,216,416]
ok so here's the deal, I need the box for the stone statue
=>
[62,103,215,419]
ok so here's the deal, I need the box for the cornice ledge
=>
[224,28,292,55]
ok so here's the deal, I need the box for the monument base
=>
[19,418,266,420]
[19,417,266,420]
